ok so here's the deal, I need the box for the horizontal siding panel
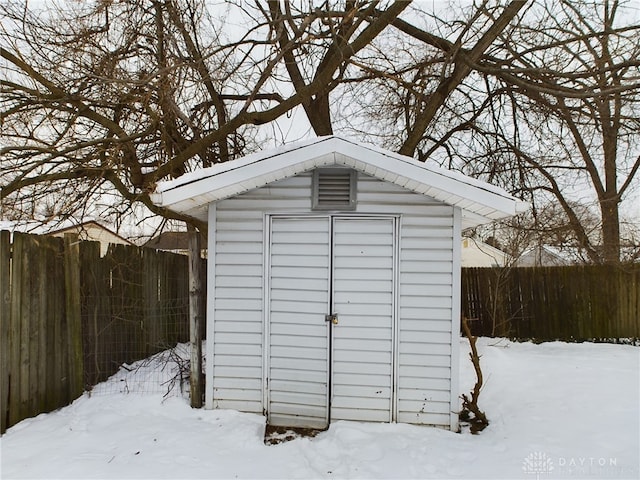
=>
[400,307,452,320]
[218,199,310,210]
[334,385,391,398]
[399,342,451,356]
[215,287,262,300]
[333,338,392,352]
[270,288,327,302]
[401,261,453,273]
[400,366,450,379]
[397,411,450,426]
[215,221,262,234]
[334,303,393,316]
[213,366,262,379]
[357,192,439,206]
[270,335,328,349]
[399,331,451,344]
[401,206,453,219]
[401,295,452,308]
[270,357,326,372]
[270,323,327,337]
[331,407,389,422]
[214,310,261,322]
[333,361,392,375]
[270,311,327,326]
[270,265,328,279]
[333,316,393,330]
[271,243,329,255]
[333,372,391,387]
[213,354,261,367]
[400,271,452,284]
[215,209,264,219]
[216,251,262,265]
[399,353,451,367]
[213,377,261,390]
[330,268,391,281]
[271,345,327,360]
[216,242,263,254]
[215,264,262,277]
[333,291,393,306]
[335,256,393,269]
[212,388,262,402]
[334,326,392,340]
[332,395,390,411]
[212,343,261,356]
[399,389,451,403]
[213,399,262,413]
[268,412,326,429]
[215,230,263,243]
[270,368,327,384]
[215,321,262,333]
[214,332,262,345]
[270,300,328,314]
[270,254,328,267]
[398,399,451,415]
[332,349,391,365]
[214,298,263,310]
[402,244,454,258]
[269,380,326,396]
[270,391,326,407]
[401,319,452,332]
[401,284,452,297]
[332,279,392,292]
[215,275,262,288]
[398,376,450,391]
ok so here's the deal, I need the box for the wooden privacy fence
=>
[462,264,640,340]
[1,231,195,434]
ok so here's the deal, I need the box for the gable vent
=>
[312,168,357,210]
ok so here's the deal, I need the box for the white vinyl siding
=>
[268,217,330,428]
[209,170,457,428]
[331,218,394,423]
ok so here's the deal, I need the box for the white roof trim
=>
[152,136,528,226]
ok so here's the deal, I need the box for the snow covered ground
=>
[1,338,638,479]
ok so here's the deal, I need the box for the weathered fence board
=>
[462,265,640,340]
[1,232,194,434]
[1,230,11,434]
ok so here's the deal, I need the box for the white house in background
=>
[0,219,132,256]
[151,136,527,431]
[47,220,133,256]
[461,237,510,267]
[516,245,573,267]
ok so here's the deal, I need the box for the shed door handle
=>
[325,314,338,325]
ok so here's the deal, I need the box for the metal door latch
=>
[325,314,338,325]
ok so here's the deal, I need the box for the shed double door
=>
[267,216,395,429]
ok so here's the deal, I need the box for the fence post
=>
[0,231,11,434]
[64,233,84,399]
[188,230,204,408]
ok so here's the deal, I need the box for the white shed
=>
[152,136,526,431]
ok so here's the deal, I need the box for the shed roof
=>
[152,136,528,228]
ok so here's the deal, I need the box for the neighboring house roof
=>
[144,231,206,251]
[517,245,572,267]
[47,220,133,246]
[461,237,510,267]
[151,136,528,229]
[0,219,132,255]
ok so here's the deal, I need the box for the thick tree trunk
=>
[600,196,620,263]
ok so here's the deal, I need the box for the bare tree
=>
[1,0,409,231]
[340,0,639,264]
